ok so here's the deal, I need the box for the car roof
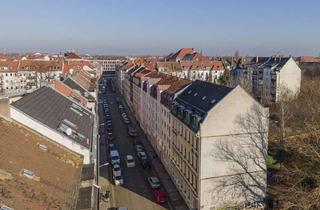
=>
[110,150,119,155]
[113,170,121,176]
[149,177,159,181]
[126,155,133,159]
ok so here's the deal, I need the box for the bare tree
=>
[214,104,269,208]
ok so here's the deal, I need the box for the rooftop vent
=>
[37,143,47,151]
[62,119,77,129]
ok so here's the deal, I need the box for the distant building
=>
[0,60,63,97]
[54,78,96,111]
[232,57,301,102]
[10,87,94,164]
[157,48,225,83]
[90,56,127,76]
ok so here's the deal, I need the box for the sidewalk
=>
[121,96,189,210]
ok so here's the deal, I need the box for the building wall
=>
[199,86,269,209]
[278,58,301,100]
[10,107,91,164]
[0,70,62,97]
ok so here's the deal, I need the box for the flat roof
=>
[0,119,82,209]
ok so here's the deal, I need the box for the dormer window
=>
[188,90,192,94]
[194,92,198,96]
[210,99,216,104]
[202,96,206,100]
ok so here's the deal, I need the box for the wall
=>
[278,58,302,99]
[10,107,91,164]
[199,86,269,209]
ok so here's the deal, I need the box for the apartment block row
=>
[0,52,98,99]
[117,61,269,210]
[157,48,225,83]
[231,57,302,102]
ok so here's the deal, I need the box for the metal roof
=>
[11,87,93,148]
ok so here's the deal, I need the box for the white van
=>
[110,150,120,165]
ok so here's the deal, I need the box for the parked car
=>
[110,150,120,165]
[154,190,166,204]
[123,118,130,124]
[147,177,161,189]
[137,151,148,160]
[112,164,121,175]
[106,126,112,132]
[141,159,151,169]
[108,143,116,152]
[135,145,144,154]
[128,126,137,137]
[133,139,142,146]
[106,132,114,141]
[113,171,124,186]
[126,155,135,168]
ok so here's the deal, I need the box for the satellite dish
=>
[66,128,72,136]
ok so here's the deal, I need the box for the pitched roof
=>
[64,52,82,59]
[71,72,95,92]
[0,60,19,72]
[63,60,94,74]
[176,80,234,113]
[166,48,194,61]
[19,60,63,72]
[157,62,182,72]
[297,56,320,63]
[63,78,95,101]
[165,79,191,93]
[11,87,93,148]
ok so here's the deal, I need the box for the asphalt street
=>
[98,78,168,210]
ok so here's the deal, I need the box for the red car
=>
[154,190,166,204]
[106,132,114,141]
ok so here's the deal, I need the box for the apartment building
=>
[90,56,126,79]
[232,57,302,102]
[118,63,269,209]
[157,48,225,83]
[0,60,63,97]
[10,87,94,164]
[54,78,96,111]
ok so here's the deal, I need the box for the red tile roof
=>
[64,52,82,60]
[63,60,94,75]
[166,48,194,61]
[19,60,63,72]
[297,56,320,63]
[0,60,19,72]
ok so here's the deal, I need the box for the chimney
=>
[256,56,259,63]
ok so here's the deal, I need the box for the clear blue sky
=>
[0,0,319,56]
